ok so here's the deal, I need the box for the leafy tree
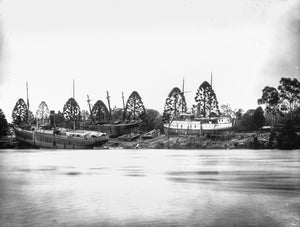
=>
[252,106,265,131]
[111,107,124,121]
[12,98,28,125]
[278,77,300,112]
[220,103,235,118]
[234,109,254,132]
[290,107,300,126]
[235,109,243,118]
[140,109,163,132]
[63,98,81,128]
[277,120,298,149]
[235,107,265,132]
[194,81,219,117]
[0,108,8,137]
[258,86,280,126]
[91,100,110,122]
[124,91,146,121]
[163,87,187,123]
[36,101,49,124]
[258,86,280,108]
[54,111,65,126]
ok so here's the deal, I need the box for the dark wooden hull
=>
[82,121,141,138]
[14,127,108,149]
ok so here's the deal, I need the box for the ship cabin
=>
[176,113,231,124]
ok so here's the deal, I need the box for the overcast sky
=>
[0,0,299,121]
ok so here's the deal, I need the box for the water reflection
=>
[0,149,299,226]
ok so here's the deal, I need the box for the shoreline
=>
[0,132,277,150]
[105,132,270,150]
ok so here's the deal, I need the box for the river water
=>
[0,149,299,227]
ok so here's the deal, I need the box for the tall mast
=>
[26,81,29,110]
[106,91,112,121]
[72,79,75,130]
[87,95,94,122]
[182,77,185,113]
[122,91,126,120]
[122,92,125,110]
[26,81,30,123]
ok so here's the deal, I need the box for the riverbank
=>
[0,136,19,149]
[105,132,271,149]
[0,132,296,150]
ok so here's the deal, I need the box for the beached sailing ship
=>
[83,91,145,137]
[14,125,109,149]
[163,76,232,135]
[13,81,109,149]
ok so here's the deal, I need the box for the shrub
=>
[0,108,8,138]
[277,120,297,149]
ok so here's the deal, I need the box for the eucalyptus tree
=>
[220,103,236,118]
[252,106,265,131]
[124,91,146,121]
[140,109,163,132]
[258,86,280,125]
[194,81,219,117]
[162,87,187,123]
[0,108,8,137]
[91,100,110,122]
[278,77,300,112]
[111,107,124,121]
[63,97,81,128]
[12,98,28,125]
[36,101,50,124]
[258,86,279,109]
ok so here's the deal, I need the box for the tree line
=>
[1,77,299,149]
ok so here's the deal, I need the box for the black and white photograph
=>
[0,0,299,226]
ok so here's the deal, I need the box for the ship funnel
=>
[50,110,55,128]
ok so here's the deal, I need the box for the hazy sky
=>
[0,0,299,121]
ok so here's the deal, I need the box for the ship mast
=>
[87,95,94,122]
[122,92,125,110]
[209,72,213,118]
[106,91,112,121]
[72,79,75,131]
[182,77,185,113]
[26,81,30,123]
[122,91,126,120]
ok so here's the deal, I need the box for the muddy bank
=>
[0,132,285,150]
[105,132,272,149]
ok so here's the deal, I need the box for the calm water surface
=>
[0,149,299,227]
